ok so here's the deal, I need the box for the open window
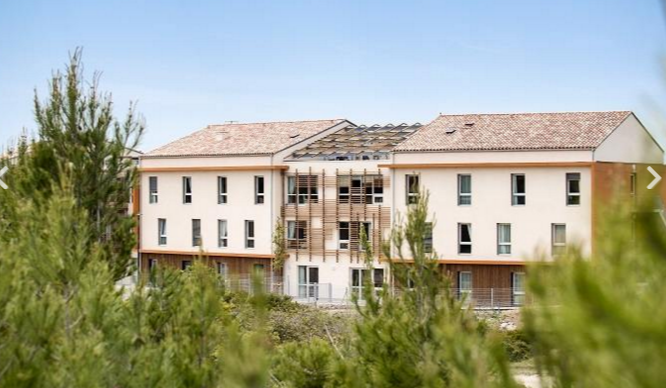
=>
[566,173,581,206]
[255,176,265,204]
[406,174,419,205]
[183,176,193,204]
[287,175,319,204]
[511,174,526,206]
[458,223,472,254]
[287,220,307,249]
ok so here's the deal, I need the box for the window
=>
[630,172,636,196]
[458,223,472,254]
[192,219,201,247]
[338,221,371,250]
[566,173,581,205]
[551,224,566,256]
[512,272,526,306]
[298,266,319,298]
[158,218,167,246]
[351,268,385,299]
[338,221,350,250]
[183,176,193,204]
[337,175,383,204]
[458,174,472,205]
[218,176,227,204]
[368,176,384,204]
[217,262,228,279]
[406,174,420,205]
[245,220,255,248]
[511,174,526,206]
[181,260,192,270]
[458,271,472,299]
[149,176,158,204]
[287,220,307,249]
[497,223,511,255]
[288,175,319,204]
[218,220,228,248]
[424,222,433,254]
[148,258,157,271]
[255,176,265,204]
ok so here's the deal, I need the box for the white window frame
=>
[245,220,255,249]
[298,265,320,299]
[255,176,265,204]
[458,271,473,299]
[183,176,193,204]
[351,268,385,299]
[192,219,201,247]
[566,173,581,206]
[551,223,566,256]
[218,176,227,204]
[458,223,472,255]
[497,223,511,255]
[458,174,472,206]
[218,219,228,248]
[406,174,419,205]
[287,220,307,249]
[512,272,526,306]
[511,174,526,206]
[158,218,167,246]
[149,176,158,204]
[287,176,297,204]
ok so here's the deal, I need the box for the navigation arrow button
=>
[647,166,661,190]
[0,166,7,190]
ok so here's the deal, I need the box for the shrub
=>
[501,329,531,362]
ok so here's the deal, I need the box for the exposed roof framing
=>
[288,123,421,161]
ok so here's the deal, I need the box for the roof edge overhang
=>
[382,257,529,266]
[378,161,593,169]
[392,147,596,154]
[139,165,289,173]
[140,249,275,259]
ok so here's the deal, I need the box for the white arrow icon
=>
[0,166,7,190]
[647,166,661,190]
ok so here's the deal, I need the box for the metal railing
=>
[288,285,525,309]
[201,277,525,310]
[222,275,284,295]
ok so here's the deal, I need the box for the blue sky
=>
[1,0,665,152]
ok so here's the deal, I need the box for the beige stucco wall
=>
[594,114,663,164]
[140,165,277,255]
[392,150,594,164]
[391,166,593,261]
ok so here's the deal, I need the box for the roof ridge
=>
[437,110,632,117]
[206,118,345,127]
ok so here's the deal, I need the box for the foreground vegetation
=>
[1,51,666,387]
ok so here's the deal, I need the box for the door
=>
[298,266,319,299]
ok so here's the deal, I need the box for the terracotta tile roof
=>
[394,111,633,152]
[145,119,348,157]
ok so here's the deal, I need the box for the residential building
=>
[138,119,352,278]
[136,112,664,305]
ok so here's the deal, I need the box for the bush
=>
[501,329,531,362]
[271,338,337,387]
